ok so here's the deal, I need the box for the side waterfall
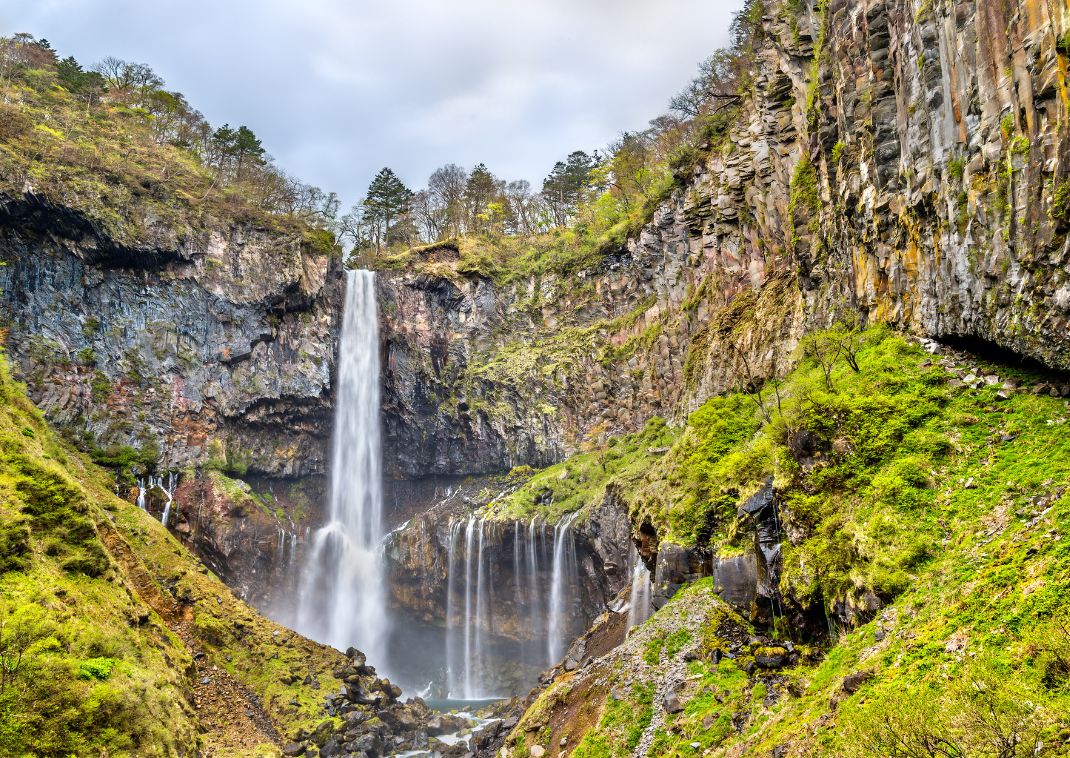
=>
[445,514,580,699]
[296,270,389,669]
[547,512,579,663]
[627,546,652,628]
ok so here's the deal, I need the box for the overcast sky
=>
[3,0,744,207]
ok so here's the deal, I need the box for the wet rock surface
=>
[0,195,344,480]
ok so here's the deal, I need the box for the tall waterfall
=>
[296,270,388,669]
[445,514,580,699]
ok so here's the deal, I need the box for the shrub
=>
[77,657,119,681]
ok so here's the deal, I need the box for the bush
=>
[78,657,119,681]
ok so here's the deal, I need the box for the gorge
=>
[1,0,1070,755]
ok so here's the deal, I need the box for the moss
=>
[554,329,1070,756]
[1051,178,1070,223]
[787,154,820,250]
[1057,32,1070,57]
[947,155,966,182]
[0,350,351,751]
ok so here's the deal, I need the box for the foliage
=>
[0,33,340,254]
[533,329,1070,756]
[0,350,352,753]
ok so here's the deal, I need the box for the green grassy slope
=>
[0,352,350,757]
[505,329,1070,756]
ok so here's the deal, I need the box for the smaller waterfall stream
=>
[444,514,581,699]
[547,512,578,663]
[159,473,176,526]
[627,547,652,628]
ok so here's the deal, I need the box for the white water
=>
[139,472,177,526]
[547,512,578,663]
[444,513,580,699]
[296,270,389,670]
[627,547,652,629]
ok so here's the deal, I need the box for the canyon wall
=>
[380,0,1070,482]
[0,194,343,600]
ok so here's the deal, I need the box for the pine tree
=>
[542,150,598,226]
[464,163,501,233]
[210,124,238,173]
[233,126,265,178]
[363,168,413,253]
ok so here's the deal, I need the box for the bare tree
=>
[428,164,468,238]
[412,189,444,242]
[802,331,841,391]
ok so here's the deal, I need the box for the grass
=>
[512,329,1070,755]
[0,350,350,755]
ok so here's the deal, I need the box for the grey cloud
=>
[2,0,744,205]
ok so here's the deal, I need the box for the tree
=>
[542,150,598,226]
[363,168,413,253]
[209,123,239,173]
[0,610,30,694]
[0,34,57,82]
[464,163,503,233]
[91,57,162,106]
[233,125,265,177]
[412,189,444,242]
[55,56,105,111]
[428,164,468,237]
[505,180,542,236]
[337,203,371,251]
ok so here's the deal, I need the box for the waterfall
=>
[445,520,463,697]
[296,270,388,669]
[159,472,176,526]
[443,512,582,697]
[547,512,578,664]
[627,547,652,629]
[527,517,542,667]
[462,515,477,699]
[136,477,146,510]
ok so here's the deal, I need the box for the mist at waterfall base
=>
[275,269,655,701]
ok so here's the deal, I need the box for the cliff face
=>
[0,194,342,604]
[379,0,1070,483]
[0,193,344,481]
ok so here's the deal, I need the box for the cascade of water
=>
[136,478,146,510]
[526,517,541,663]
[159,472,176,526]
[463,515,477,699]
[547,512,578,665]
[441,512,584,697]
[296,270,388,669]
[445,520,462,697]
[473,518,488,696]
[627,547,652,628]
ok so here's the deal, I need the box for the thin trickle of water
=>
[159,472,176,526]
[296,270,389,670]
[627,547,652,629]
